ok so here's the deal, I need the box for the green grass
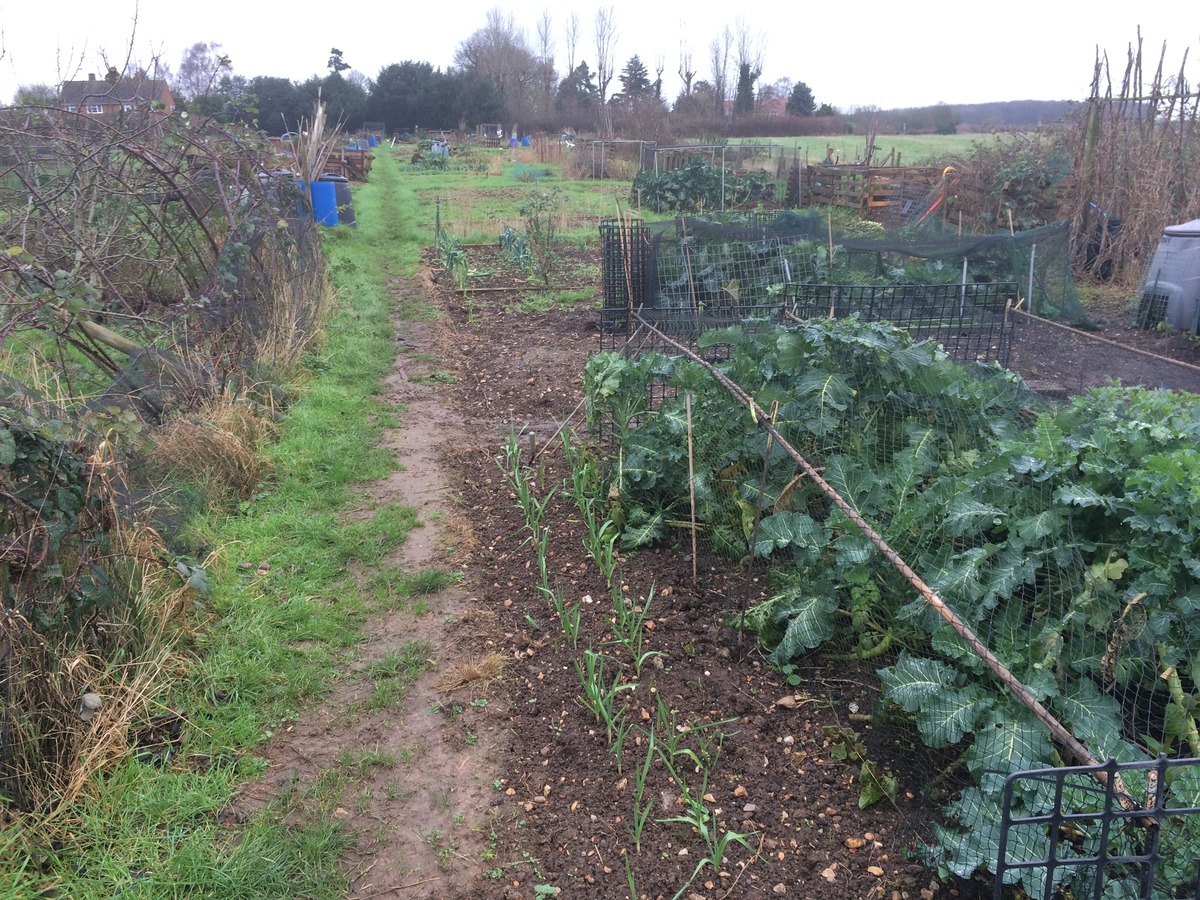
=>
[361,640,435,711]
[419,151,633,245]
[411,369,458,384]
[734,132,1011,165]
[364,642,434,683]
[370,565,462,609]
[337,747,398,775]
[2,149,431,899]
[7,759,352,899]
[517,287,598,313]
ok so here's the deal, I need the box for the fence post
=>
[1028,243,1037,315]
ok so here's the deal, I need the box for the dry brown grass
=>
[435,651,507,693]
[1,498,201,820]
[455,608,499,644]
[152,394,274,504]
[252,243,331,386]
[562,149,639,182]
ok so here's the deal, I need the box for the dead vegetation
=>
[435,651,507,693]
[152,396,275,506]
[1065,32,1200,285]
[0,440,201,817]
[0,98,331,834]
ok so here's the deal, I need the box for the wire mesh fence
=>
[789,282,1016,366]
[599,211,1200,392]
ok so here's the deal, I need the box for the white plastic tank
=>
[1138,218,1200,334]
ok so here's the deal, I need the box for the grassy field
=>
[734,132,998,165]
[409,144,635,242]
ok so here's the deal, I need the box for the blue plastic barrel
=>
[521,135,531,147]
[304,180,338,226]
[368,134,377,147]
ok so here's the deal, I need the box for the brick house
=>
[59,71,175,120]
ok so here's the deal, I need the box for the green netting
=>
[601,211,1091,333]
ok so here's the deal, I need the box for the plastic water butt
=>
[303,180,338,226]
[319,173,355,228]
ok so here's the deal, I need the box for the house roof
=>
[60,75,170,107]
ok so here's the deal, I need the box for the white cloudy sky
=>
[0,1,1192,111]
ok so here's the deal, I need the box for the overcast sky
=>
[0,2,1192,112]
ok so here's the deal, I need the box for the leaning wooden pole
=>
[633,312,1146,814]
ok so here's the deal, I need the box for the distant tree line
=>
[136,14,833,138]
[10,11,1071,138]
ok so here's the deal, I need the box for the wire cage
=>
[995,755,1200,900]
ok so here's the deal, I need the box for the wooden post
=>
[827,210,835,268]
[686,392,698,584]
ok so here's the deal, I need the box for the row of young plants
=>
[497,426,756,899]
[582,317,1200,895]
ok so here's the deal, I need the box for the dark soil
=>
[419,245,1198,899]
[1012,291,1200,396]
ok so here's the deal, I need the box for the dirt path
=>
[235,283,511,899]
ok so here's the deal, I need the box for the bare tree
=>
[678,36,696,97]
[12,83,57,106]
[594,6,618,136]
[175,41,229,101]
[708,26,732,118]
[733,17,765,117]
[536,9,557,118]
[564,12,580,74]
[345,69,373,93]
[734,17,766,79]
[455,9,537,123]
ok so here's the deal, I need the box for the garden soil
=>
[238,244,1200,900]
[398,246,983,900]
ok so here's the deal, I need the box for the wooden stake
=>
[827,211,836,318]
[680,217,699,315]
[686,392,698,584]
[615,200,636,337]
[1007,208,1015,235]
[827,210,835,267]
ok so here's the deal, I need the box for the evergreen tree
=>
[615,55,652,103]
[556,62,599,126]
[734,62,757,116]
[327,48,350,74]
[786,81,816,117]
[247,76,303,134]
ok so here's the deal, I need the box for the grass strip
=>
[3,149,428,898]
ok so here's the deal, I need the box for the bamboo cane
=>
[686,392,698,584]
